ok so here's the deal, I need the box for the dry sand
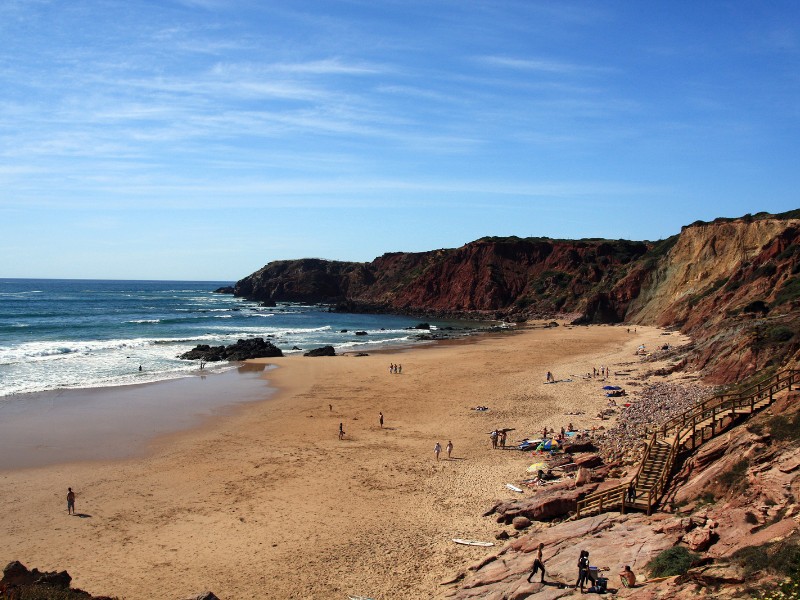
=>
[0,324,689,599]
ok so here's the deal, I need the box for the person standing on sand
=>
[527,542,546,583]
[434,442,441,461]
[446,440,453,458]
[379,412,384,428]
[338,422,344,440]
[398,364,402,374]
[67,488,75,515]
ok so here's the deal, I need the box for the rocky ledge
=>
[443,390,800,599]
[0,561,221,600]
[179,337,283,362]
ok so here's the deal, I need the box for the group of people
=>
[388,363,402,374]
[526,544,638,591]
[433,440,453,461]
[489,429,508,449]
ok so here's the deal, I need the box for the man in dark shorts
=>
[67,488,76,515]
[527,542,546,583]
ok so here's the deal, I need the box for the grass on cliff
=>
[646,546,700,578]
[719,458,751,493]
[767,411,800,443]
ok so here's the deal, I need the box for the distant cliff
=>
[232,210,800,383]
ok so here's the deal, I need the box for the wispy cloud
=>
[477,55,614,76]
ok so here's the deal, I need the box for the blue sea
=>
[0,279,486,398]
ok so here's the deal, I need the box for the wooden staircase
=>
[575,368,800,518]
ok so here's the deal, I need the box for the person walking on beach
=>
[379,412,384,428]
[546,371,553,382]
[490,429,498,449]
[527,542,546,583]
[398,364,402,374]
[434,442,441,461]
[446,440,453,458]
[67,488,76,515]
[338,422,344,440]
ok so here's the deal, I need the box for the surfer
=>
[527,542,546,583]
[446,440,453,458]
[434,442,441,461]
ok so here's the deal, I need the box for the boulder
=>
[355,331,368,336]
[683,527,716,552]
[414,323,431,330]
[574,454,604,469]
[512,516,532,530]
[490,484,599,522]
[179,338,283,361]
[213,286,234,294]
[677,563,745,586]
[304,346,336,357]
[184,594,221,600]
[1,562,73,593]
[564,441,597,453]
[2,561,32,586]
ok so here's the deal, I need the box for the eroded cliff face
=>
[623,218,800,383]
[235,238,648,317]
[232,213,800,382]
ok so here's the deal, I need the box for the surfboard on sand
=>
[505,483,523,493]
[452,538,494,547]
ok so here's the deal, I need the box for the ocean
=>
[0,278,485,398]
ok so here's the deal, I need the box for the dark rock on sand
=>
[179,338,283,362]
[304,345,336,357]
[183,593,221,600]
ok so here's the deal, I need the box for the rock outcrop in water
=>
[179,338,283,361]
[229,210,800,383]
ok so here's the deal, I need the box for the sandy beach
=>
[0,324,690,599]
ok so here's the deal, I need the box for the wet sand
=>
[0,324,688,599]
[0,363,273,470]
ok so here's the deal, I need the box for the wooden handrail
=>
[576,367,799,519]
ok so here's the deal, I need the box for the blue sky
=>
[1,1,798,281]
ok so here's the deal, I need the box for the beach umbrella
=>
[527,462,549,473]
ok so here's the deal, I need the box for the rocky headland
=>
[228,210,800,384]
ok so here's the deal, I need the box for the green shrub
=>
[646,546,700,578]
[719,458,750,492]
[772,542,800,578]
[766,325,795,343]
[774,277,800,306]
[768,412,800,443]
[745,511,760,525]
[733,545,771,575]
